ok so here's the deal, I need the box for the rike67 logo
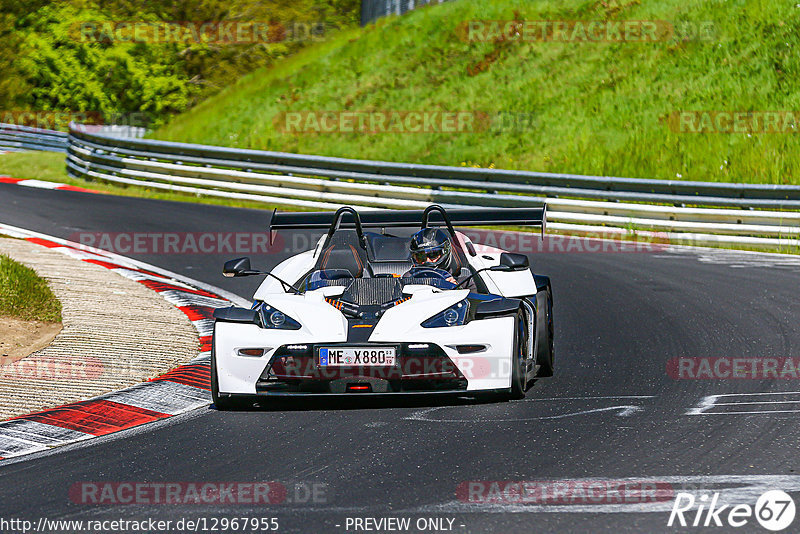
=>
[668,490,795,531]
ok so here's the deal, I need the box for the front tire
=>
[534,287,555,378]
[509,310,528,400]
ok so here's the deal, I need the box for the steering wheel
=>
[407,267,451,280]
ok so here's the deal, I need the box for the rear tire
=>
[509,310,527,400]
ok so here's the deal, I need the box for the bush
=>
[0,0,359,129]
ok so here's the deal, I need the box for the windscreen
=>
[302,269,355,292]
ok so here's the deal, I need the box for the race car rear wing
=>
[269,205,547,245]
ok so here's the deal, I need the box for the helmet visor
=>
[412,247,445,264]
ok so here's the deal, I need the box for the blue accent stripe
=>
[467,292,501,301]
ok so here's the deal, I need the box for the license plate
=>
[319,347,396,366]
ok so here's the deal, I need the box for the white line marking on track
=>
[523,395,655,401]
[405,396,655,422]
[688,249,800,271]
[16,179,61,189]
[686,391,800,415]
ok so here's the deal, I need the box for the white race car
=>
[211,205,553,408]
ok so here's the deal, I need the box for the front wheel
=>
[509,309,528,400]
[534,287,555,378]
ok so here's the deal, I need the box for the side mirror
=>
[223,257,256,277]
[212,306,260,324]
[491,252,529,272]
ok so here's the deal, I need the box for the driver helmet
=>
[409,228,452,270]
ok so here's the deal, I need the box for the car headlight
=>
[258,303,301,330]
[421,300,469,328]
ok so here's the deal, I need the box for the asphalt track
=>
[2,183,800,533]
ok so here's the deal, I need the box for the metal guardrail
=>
[66,124,800,209]
[0,124,68,153]
[2,121,798,251]
[0,123,147,153]
[61,124,799,250]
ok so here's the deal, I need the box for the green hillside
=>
[154,0,800,185]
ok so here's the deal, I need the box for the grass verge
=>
[0,253,62,322]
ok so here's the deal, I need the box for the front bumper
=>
[256,343,467,394]
[214,315,515,395]
[224,388,511,399]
